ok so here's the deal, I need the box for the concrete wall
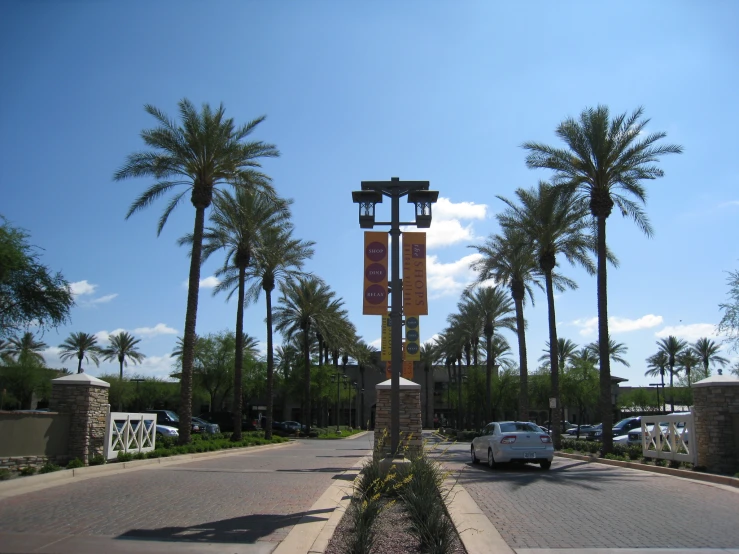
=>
[0,412,70,457]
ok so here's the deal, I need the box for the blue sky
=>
[2,1,738,386]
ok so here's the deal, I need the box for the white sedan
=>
[471,421,554,470]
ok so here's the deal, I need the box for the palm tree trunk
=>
[77,353,83,374]
[597,214,613,454]
[512,286,529,422]
[232,266,247,441]
[303,326,312,435]
[485,332,492,423]
[424,366,430,428]
[360,367,365,430]
[264,289,275,440]
[118,357,124,411]
[457,358,463,430]
[544,270,561,448]
[178,204,206,445]
[669,365,675,412]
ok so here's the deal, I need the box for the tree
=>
[718,269,739,351]
[186,189,290,440]
[100,331,146,411]
[116,99,279,443]
[538,338,579,371]
[676,349,701,388]
[0,217,74,338]
[523,106,682,453]
[5,332,47,365]
[59,332,100,374]
[692,337,728,380]
[497,181,595,446]
[469,227,541,421]
[274,275,342,435]
[351,340,379,430]
[245,225,314,439]
[645,351,669,411]
[586,336,630,367]
[419,341,437,428]
[657,335,687,411]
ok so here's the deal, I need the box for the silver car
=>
[471,421,554,470]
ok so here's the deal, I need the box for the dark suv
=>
[199,411,257,432]
[144,410,200,434]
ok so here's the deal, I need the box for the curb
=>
[343,430,370,440]
[556,452,739,490]
[0,440,294,500]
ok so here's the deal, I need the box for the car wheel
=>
[487,448,497,469]
[471,445,479,464]
[540,460,552,470]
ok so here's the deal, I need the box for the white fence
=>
[103,407,156,460]
[640,412,696,465]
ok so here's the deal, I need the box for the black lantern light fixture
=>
[351,190,383,229]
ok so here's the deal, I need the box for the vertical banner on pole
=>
[402,232,428,315]
[381,314,392,361]
[385,361,392,380]
[363,231,388,315]
[405,316,420,361]
[402,361,414,379]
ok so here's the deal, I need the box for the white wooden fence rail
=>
[103,407,156,460]
[640,412,696,465]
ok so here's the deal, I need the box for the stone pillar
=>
[49,373,110,466]
[374,377,423,457]
[692,374,739,475]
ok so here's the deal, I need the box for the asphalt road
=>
[427,433,739,552]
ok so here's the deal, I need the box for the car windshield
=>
[614,418,634,427]
[500,422,541,433]
[164,410,179,422]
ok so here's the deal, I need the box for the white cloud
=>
[94,328,126,344]
[183,276,221,289]
[427,253,482,299]
[89,293,118,305]
[133,323,178,337]
[402,197,487,250]
[70,280,97,296]
[719,200,739,208]
[572,314,663,337]
[369,338,381,350]
[655,323,718,342]
[134,354,177,380]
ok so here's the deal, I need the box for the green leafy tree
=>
[469,227,541,421]
[692,337,728,380]
[0,217,74,338]
[116,99,279,444]
[676,349,701,387]
[645,351,669,411]
[586,336,630,367]
[718,269,739,351]
[0,332,51,409]
[59,332,100,374]
[523,105,682,453]
[539,338,579,371]
[497,181,595,445]
[5,332,47,365]
[100,332,146,411]
[657,335,687,411]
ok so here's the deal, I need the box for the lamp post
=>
[353,178,438,456]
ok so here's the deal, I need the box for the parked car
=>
[192,416,220,435]
[156,424,179,438]
[565,423,602,439]
[471,421,554,470]
[144,409,200,434]
[592,417,642,440]
[281,420,304,433]
[199,411,257,432]
[543,420,577,432]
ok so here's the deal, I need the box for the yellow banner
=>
[404,316,420,361]
[402,232,428,316]
[363,232,388,315]
[381,314,392,361]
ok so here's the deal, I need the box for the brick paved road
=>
[0,436,371,553]
[428,434,739,551]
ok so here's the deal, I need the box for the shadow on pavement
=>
[118,507,334,544]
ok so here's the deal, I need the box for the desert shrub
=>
[89,454,106,466]
[38,462,62,474]
[66,458,84,469]
[19,466,36,476]
[0,468,12,480]
[117,451,134,462]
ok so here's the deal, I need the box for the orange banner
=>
[402,232,427,315]
[363,232,388,315]
[402,361,414,380]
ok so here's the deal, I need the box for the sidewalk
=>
[0,432,372,554]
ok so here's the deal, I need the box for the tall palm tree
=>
[5,332,47,365]
[657,336,687,411]
[470,227,541,421]
[645,351,669,412]
[115,99,279,443]
[184,189,290,440]
[586,337,630,367]
[100,331,146,411]
[59,332,100,373]
[498,182,595,446]
[419,341,437,428]
[461,285,515,421]
[539,338,579,371]
[692,337,728,381]
[351,340,379,430]
[571,346,600,370]
[245,225,314,439]
[676,350,701,388]
[523,105,682,453]
[273,275,342,435]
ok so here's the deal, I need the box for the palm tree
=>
[645,351,669,411]
[184,189,290,440]
[470,227,541,421]
[244,225,314,439]
[539,338,579,371]
[419,341,437,428]
[676,350,701,388]
[273,275,342,435]
[115,99,279,443]
[351,340,379,430]
[523,105,682,453]
[692,338,728,381]
[461,285,515,421]
[5,332,47,365]
[59,332,100,373]
[100,331,146,411]
[497,182,595,446]
[657,336,687,411]
[586,337,630,367]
